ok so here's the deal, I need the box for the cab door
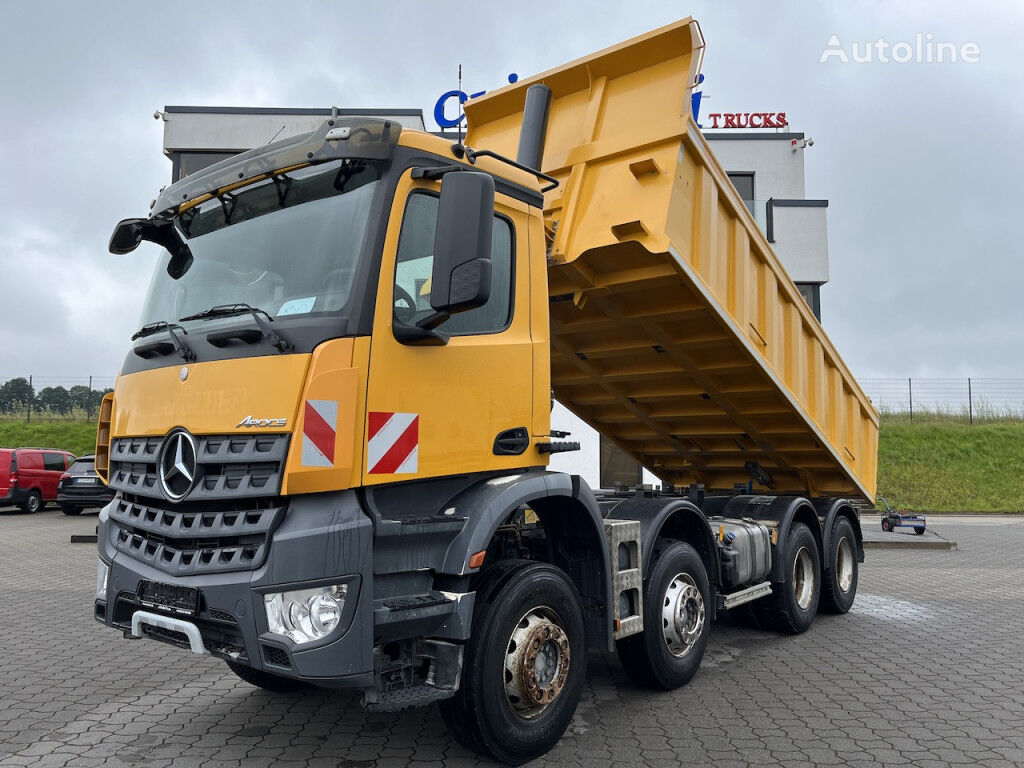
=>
[362,169,538,483]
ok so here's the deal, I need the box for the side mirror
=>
[429,171,494,315]
[109,218,146,254]
[108,217,193,279]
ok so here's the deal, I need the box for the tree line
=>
[0,378,113,418]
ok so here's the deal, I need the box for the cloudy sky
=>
[1,0,1021,389]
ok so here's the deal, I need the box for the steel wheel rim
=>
[503,606,570,719]
[836,536,854,593]
[661,573,705,658]
[793,546,814,609]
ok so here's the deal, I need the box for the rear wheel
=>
[60,504,81,516]
[880,518,892,532]
[914,527,926,535]
[439,560,586,765]
[757,522,820,634]
[617,541,710,689]
[225,661,311,692]
[20,490,42,514]
[821,516,858,614]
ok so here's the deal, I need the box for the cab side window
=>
[393,192,514,336]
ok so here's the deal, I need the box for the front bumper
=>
[94,490,374,688]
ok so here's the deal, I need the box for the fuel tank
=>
[712,517,771,589]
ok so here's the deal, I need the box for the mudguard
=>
[603,497,719,589]
[812,497,865,564]
[362,469,614,651]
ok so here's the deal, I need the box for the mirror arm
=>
[393,318,450,346]
[139,219,194,279]
[416,311,450,331]
[411,165,464,181]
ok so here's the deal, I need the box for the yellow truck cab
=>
[94,18,876,764]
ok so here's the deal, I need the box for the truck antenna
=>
[457,65,464,149]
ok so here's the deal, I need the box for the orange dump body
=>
[466,18,878,500]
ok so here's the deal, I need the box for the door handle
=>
[493,427,530,456]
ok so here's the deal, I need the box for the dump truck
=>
[94,17,878,764]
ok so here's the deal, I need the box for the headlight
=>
[264,584,348,645]
[95,560,109,600]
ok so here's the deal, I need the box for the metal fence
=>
[859,378,1024,422]
[3,374,1023,423]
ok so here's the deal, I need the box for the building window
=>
[727,172,756,217]
[727,172,755,215]
[795,282,821,320]
[172,151,239,181]
[600,435,641,489]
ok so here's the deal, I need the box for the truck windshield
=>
[137,158,384,328]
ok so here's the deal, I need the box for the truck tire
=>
[60,504,82,516]
[439,560,586,765]
[20,490,42,514]
[820,516,858,614]
[914,527,925,535]
[225,661,310,693]
[757,521,820,634]
[616,541,709,690]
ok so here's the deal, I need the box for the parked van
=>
[0,448,76,513]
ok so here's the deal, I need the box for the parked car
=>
[0,447,76,513]
[57,454,114,515]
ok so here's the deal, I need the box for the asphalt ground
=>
[1,507,1023,767]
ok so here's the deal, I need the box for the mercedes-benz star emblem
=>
[158,430,198,502]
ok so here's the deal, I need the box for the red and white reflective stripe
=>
[302,400,337,467]
[367,412,419,474]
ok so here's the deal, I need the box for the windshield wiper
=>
[130,321,197,362]
[179,303,293,353]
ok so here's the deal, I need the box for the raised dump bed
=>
[466,18,878,500]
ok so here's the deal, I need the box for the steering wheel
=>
[393,284,418,323]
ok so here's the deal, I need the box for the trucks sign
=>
[704,112,789,129]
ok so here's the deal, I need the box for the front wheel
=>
[914,527,926,535]
[225,661,311,692]
[821,516,858,614]
[439,560,586,765]
[880,518,892,532]
[617,541,710,689]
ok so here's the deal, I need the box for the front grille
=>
[108,433,290,501]
[108,496,284,576]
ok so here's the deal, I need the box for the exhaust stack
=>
[516,84,552,172]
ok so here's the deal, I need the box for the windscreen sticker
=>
[279,297,316,316]
[302,400,337,467]
[367,412,419,474]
